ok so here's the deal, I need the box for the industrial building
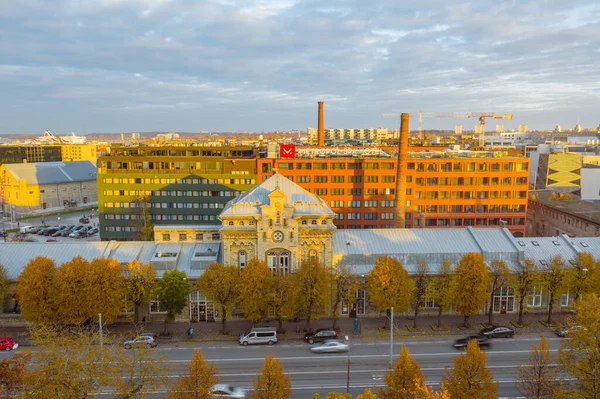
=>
[0,145,62,166]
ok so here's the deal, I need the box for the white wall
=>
[581,168,600,200]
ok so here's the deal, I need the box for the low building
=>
[0,161,97,216]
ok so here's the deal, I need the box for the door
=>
[500,299,507,314]
[199,304,206,321]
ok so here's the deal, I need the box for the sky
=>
[1,0,600,134]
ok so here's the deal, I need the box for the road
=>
[1,333,565,398]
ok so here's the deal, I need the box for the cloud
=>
[0,0,599,133]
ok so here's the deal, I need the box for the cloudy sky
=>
[1,0,599,134]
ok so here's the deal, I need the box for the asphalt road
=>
[1,333,566,398]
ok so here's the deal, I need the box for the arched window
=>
[228,221,234,226]
[309,250,318,265]
[311,220,317,225]
[249,220,255,226]
[301,220,307,225]
[267,250,290,275]
[239,221,245,226]
[239,251,247,269]
[321,220,327,225]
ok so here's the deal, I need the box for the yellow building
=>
[0,161,97,215]
[535,152,600,189]
[61,144,98,164]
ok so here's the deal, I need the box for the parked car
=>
[46,239,58,242]
[478,325,514,338]
[60,227,75,237]
[454,336,491,349]
[88,227,99,235]
[304,328,339,344]
[79,217,90,224]
[211,384,246,398]
[138,333,158,343]
[239,328,277,346]
[310,340,349,353]
[0,337,19,351]
[556,325,586,337]
[28,227,41,234]
[123,336,157,349]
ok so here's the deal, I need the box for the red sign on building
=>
[279,144,296,158]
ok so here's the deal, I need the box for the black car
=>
[478,325,514,338]
[454,335,491,349]
[304,328,338,344]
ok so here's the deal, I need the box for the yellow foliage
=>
[378,345,425,399]
[197,262,240,330]
[451,253,490,321]
[270,272,297,329]
[15,256,58,324]
[324,392,350,399]
[356,388,378,399]
[239,258,273,322]
[294,261,330,326]
[167,350,220,399]
[124,259,157,322]
[251,355,291,399]
[518,336,559,398]
[367,256,414,313]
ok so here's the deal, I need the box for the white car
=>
[310,340,349,353]
[211,384,246,398]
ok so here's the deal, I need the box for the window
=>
[365,176,378,183]
[162,233,170,242]
[179,233,187,241]
[332,176,344,183]
[364,200,378,207]
[302,220,307,225]
[382,175,395,183]
[314,188,327,195]
[150,294,166,313]
[309,250,318,265]
[239,251,247,269]
[364,212,377,220]
[331,200,344,208]
[348,188,361,196]
[212,233,220,240]
[347,213,361,220]
[348,176,361,183]
[348,200,361,208]
[297,176,310,183]
[195,233,203,241]
[314,176,328,183]
[311,220,317,225]
[331,188,344,195]
[381,212,394,220]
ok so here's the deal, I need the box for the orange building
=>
[258,147,529,236]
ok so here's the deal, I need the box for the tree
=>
[356,389,379,399]
[0,352,31,398]
[239,258,272,323]
[124,259,157,323]
[251,355,291,399]
[558,294,600,398]
[487,260,510,325]
[431,259,453,327]
[331,266,360,330]
[197,263,240,332]
[377,345,425,399]
[157,269,189,334]
[441,340,498,399]
[414,382,450,399]
[294,261,331,329]
[366,256,414,329]
[88,257,125,324]
[0,265,9,311]
[270,272,297,331]
[15,256,58,324]
[166,350,219,399]
[131,194,153,241]
[538,255,567,324]
[412,260,429,329]
[513,258,537,326]
[567,252,600,303]
[323,393,350,399]
[451,253,490,326]
[517,336,559,399]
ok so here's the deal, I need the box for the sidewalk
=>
[0,311,568,346]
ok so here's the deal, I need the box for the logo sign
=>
[279,144,296,158]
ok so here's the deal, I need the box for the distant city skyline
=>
[1,1,599,134]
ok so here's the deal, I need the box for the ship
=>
[30,130,87,145]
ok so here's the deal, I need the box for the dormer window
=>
[321,220,327,225]
[249,221,255,226]
[302,220,307,225]
[228,221,234,226]
[240,221,245,226]
[311,220,317,225]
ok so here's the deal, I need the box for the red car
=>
[0,337,18,351]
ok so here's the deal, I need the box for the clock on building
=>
[272,231,284,242]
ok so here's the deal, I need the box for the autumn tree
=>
[0,265,9,311]
[124,259,157,323]
[367,256,415,329]
[239,258,272,323]
[157,269,189,334]
[377,345,425,399]
[270,272,297,332]
[412,260,429,329]
[431,259,453,327]
[558,294,600,398]
[517,336,559,398]
[513,258,537,326]
[251,355,291,399]
[15,256,58,324]
[331,266,360,330]
[323,393,350,399]
[487,259,510,325]
[197,263,240,332]
[294,260,331,329]
[441,339,498,399]
[166,350,219,399]
[131,194,153,241]
[568,252,600,302]
[356,389,379,399]
[538,255,567,324]
[0,352,32,398]
[451,253,490,327]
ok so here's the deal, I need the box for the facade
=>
[97,145,260,241]
[258,147,529,236]
[307,128,389,145]
[527,190,600,237]
[61,144,98,164]
[0,145,62,166]
[534,150,600,190]
[0,161,97,215]
[581,166,600,200]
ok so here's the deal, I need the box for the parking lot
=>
[2,210,101,243]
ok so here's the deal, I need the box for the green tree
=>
[166,350,219,399]
[412,260,429,329]
[539,255,567,324]
[331,266,360,330]
[197,263,240,332]
[451,253,490,327]
[567,252,600,302]
[513,258,537,326]
[131,194,153,241]
[294,261,331,329]
[251,355,291,399]
[366,256,415,329]
[517,336,559,399]
[441,340,498,399]
[431,259,453,327]
[558,294,600,398]
[487,260,510,325]
[15,256,58,324]
[270,272,297,332]
[377,345,425,399]
[239,258,272,323]
[124,259,157,323]
[157,269,189,334]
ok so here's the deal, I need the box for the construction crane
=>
[383,111,514,146]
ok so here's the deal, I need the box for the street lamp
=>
[345,335,350,394]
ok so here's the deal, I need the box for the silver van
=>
[239,327,277,346]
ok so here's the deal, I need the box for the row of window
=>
[415,177,527,186]
[278,162,395,170]
[414,191,528,200]
[413,217,525,227]
[102,177,256,185]
[103,214,220,222]
[103,202,226,209]
[414,204,526,213]
[103,190,237,197]
[162,233,221,241]
[273,161,528,172]
[309,188,395,196]
[295,175,396,183]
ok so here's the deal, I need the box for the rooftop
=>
[530,190,600,225]
[2,161,97,185]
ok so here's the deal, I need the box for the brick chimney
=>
[318,101,324,147]
[394,113,409,228]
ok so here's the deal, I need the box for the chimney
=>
[318,101,324,147]
[394,113,410,228]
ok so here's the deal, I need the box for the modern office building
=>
[307,128,389,145]
[61,144,98,164]
[97,145,260,241]
[0,145,62,166]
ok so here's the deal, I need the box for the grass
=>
[431,324,450,332]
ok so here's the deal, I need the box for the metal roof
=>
[3,161,97,185]
[517,235,600,268]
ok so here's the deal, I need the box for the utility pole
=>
[390,307,394,368]
[99,313,103,350]
[346,335,350,394]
